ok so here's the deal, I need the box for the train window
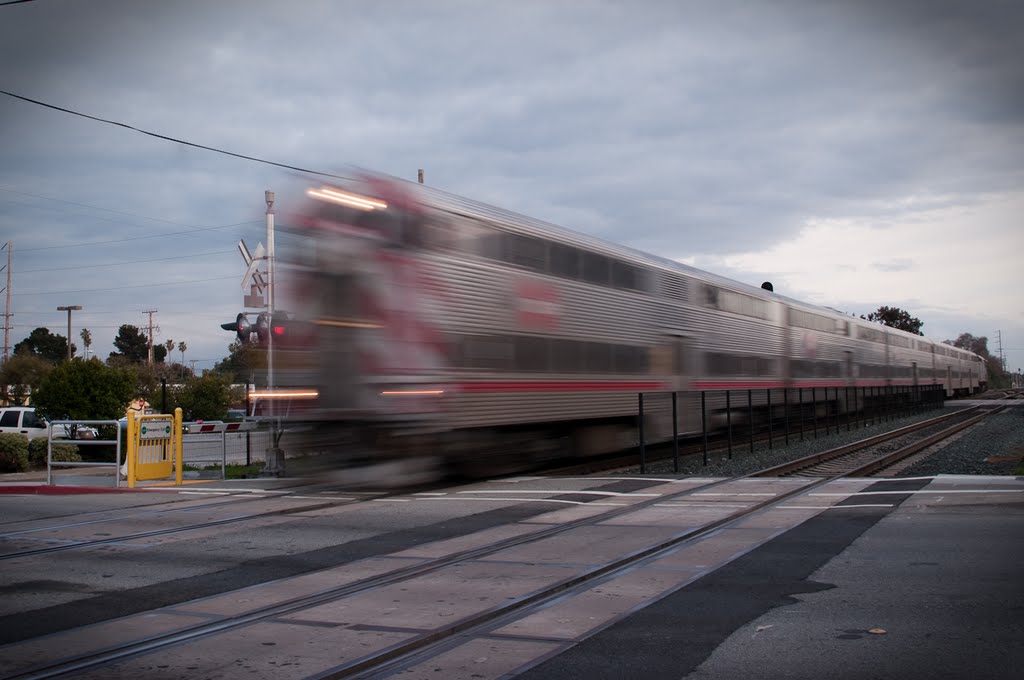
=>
[792,359,812,378]
[707,353,741,376]
[505,233,547,272]
[462,335,512,371]
[551,338,584,373]
[581,251,610,286]
[703,285,720,308]
[420,212,457,252]
[611,260,641,291]
[549,243,580,279]
[889,335,911,349]
[757,357,777,377]
[515,335,549,372]
[584,341,612,372]
[613,344,648,374]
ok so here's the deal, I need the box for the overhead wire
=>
[0,89,355,181]
[12,275,236,296]
[18,249,234,273]
[0,186,255,231]
[13,220,260,251]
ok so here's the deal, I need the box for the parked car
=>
[0,406,49,440]
[0,407,99,441]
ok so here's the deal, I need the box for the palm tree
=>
[164,338,175,354]
[178,341,187,379]
[79,328,92,360]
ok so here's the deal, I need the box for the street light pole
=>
[56,305,81,361]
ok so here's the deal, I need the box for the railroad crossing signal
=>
[238,239,267,308]
[221,312,252,343]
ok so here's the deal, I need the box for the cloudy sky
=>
[1,0,1021,375]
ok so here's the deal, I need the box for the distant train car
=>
[274,172,985,469]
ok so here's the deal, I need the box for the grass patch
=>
[183,462,265,479]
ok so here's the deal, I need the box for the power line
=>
[0,89,355,180]
[12,275,235,296]
[0,1,35,7]
[18,249,233,273]
[0,186,243,231]
[13,220,259,252]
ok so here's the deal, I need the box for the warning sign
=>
[139,419,172,440]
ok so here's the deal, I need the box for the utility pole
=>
[262,189,283,477]
[143,309,158,365]
[56,305,81,361]
[996,330,1006,371]
[1,241,10,361]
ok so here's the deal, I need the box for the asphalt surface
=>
[517,477,1024,680]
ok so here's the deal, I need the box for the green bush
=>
[0,433,30,473]
[28,439,81,468]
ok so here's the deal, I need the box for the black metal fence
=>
[636,383,946,473]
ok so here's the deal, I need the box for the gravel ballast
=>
[620,402,1023,478]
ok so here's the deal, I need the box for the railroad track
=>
[753,405,1004,478]
[2,465,920,677]
[6,403,1008,678]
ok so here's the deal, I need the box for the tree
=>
[948,332,989,357]
[946,332,1009,388]
[14,327,75,363]
[108,324,149,364]
[164,339,175,355]
[0,354,54,405]
[153,344,168,363]
[177,340,187,365]
[212,339,265,383]
[863,306,924,335]
[33,359,136,422]
[165,372,232,421]
[80,328,92,359]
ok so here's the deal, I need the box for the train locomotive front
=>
[274,176,451,469]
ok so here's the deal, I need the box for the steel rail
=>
[0,498,346,561]
[751,406,982,478]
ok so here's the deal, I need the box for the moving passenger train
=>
[273,172,986,468]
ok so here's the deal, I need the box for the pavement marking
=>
[810,489,1024,497]
[285,495,353,500]
[177,491,232,496]
[779,504,894,509]
[692,492,777,497]
[654,502,752,508]
[537,476,683,483]
[423,497,628,506]
[457,490,661,497]
[413,492,448,496]
[373,498,412,502]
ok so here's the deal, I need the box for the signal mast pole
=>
[262,189,284,476]
[2,241,10,361]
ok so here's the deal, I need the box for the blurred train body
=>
[273,173,987,473]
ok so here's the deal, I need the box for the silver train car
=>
[274,173,986,465]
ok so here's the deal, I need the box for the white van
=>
[0,407,99,441]
[0,407,48,440]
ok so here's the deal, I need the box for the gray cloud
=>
[1,0,1022,369]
